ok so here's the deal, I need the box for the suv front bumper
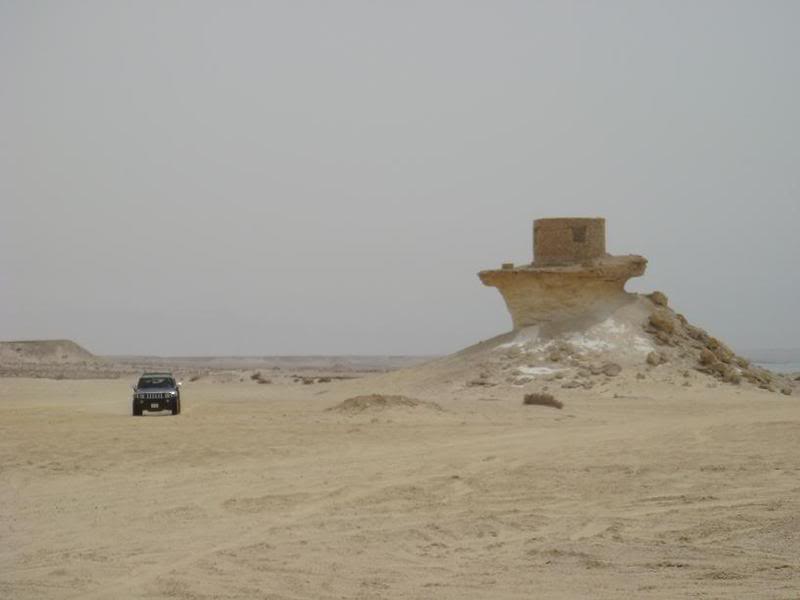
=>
[134,397,176,411]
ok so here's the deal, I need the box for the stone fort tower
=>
[479,217,646,329]
[533,218,606,266]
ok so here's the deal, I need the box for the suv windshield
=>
[137,377,174,389]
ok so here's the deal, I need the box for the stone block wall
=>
[533,218,606,265]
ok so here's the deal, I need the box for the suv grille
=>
[141,392,170,399]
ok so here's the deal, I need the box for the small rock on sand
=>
[602,362,622,377]
[648,310,675,334]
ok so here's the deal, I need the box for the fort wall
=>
[533,218,606,266]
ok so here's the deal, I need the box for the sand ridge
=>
[327,394,444,414]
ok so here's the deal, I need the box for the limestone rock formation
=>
[442,216,795,396]
[340,217,795,398]
[479,218,646,329]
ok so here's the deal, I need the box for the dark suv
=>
[132,372,182,416]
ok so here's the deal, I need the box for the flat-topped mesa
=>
[479,218,647,329]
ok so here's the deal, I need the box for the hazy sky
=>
[2,1,798,356]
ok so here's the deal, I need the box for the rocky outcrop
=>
[638,295,791,392]
[479,256,646,329]
[470,217,795,395]
[479,218,646,329]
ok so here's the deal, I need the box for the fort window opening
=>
[572,226,587,243]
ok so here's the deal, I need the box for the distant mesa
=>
[0,339,95,364]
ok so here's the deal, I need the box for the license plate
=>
[150,403,159,409]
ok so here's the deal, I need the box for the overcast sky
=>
[1,1,798,356]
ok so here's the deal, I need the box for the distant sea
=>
[754,362,800,374]
[743,348,800,374]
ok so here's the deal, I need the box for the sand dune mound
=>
[0,340,95,364]
[327,394,443,414]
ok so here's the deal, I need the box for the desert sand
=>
[2,369,799,599]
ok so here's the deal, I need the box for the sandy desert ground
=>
[1,372,799,599]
